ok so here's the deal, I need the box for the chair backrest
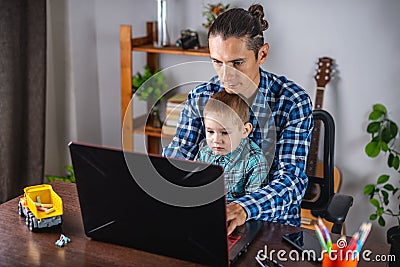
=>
[302,109,335,211]
[301,110,353,234]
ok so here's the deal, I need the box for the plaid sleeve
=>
[162,97,203,159]
[234,94,313,226]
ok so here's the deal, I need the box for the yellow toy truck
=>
[18,184,63,231]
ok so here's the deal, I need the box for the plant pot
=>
[387,225,400,267]
[147,106,163,129]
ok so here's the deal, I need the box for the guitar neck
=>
[306,56,334,177]
[314,87,325,109]
[306,87,325,176]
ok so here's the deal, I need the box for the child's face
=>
[204,114,247,155]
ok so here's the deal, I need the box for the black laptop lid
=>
[69,142,229,266]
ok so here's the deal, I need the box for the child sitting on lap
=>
[196,90,269,202]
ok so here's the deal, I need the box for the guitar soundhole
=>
[303,183,321,202]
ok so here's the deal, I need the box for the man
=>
[163,4,313,235]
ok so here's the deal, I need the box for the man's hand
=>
[226,202,247,235]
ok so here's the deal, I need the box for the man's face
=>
[208,35,267,99]
[204,114,244,155]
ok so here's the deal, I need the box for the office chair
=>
[301,109,353,235]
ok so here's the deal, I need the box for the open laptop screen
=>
[69,142,229,266]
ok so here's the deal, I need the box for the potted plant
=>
[45,165,75,183]
[202,2,230,30]
[132,66,168,128]
[363,103,399,264]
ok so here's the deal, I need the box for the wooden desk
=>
[0,181,389,266]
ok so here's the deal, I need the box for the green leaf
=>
[367,122,381,134]
[64,165,75,182]
[389,120,398,138]
[377,174,390,184]
[144,66,152,77]
[369,110,384,120]
[370,198,380,208]
[370,214,378,220]
[381,142,389,152]
[384,184,395,191]
[388,153,395,167]
[373,104,387,114]
[377,207,384,216]
[372,135,381,142]
[154,88,161,98]
[364,184,375,195]
[132,66,167,102]
[381,190,389,205]
[382,126,395,143]
[365,141,381,157]
[378,216,386,227]
[45,165,75,183]
[393,156,400,170]
[64,165,74,174]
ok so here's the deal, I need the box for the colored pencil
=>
[314,223,328,252]
[347,232,359,251]
[357,222,372,253]
[318,218,332,253]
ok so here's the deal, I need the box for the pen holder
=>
[322,244,358,267]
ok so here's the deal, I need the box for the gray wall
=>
[46,0,400,243]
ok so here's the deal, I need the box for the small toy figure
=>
[55,234,71,247]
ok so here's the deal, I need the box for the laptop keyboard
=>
[227,234,241,250]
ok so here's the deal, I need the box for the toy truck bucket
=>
[24,184,63,220]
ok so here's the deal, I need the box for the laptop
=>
[69,142,262,266]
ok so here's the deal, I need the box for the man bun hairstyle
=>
[208,3,269,58]
[248,4,269,32]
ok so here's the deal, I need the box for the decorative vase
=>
[155,0,169,47]
[147,105,163,129]
[387,226,400,267]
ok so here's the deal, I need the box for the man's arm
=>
[162,95,205,160]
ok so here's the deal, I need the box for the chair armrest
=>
[324,194,353,224]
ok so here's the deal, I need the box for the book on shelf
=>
[161,125,177,136]
[165,111,180,121]
[164,93,187,129]
[166,102,184,109]
[164,118,179,127]
[167,93,187,104]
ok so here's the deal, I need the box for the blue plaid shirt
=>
[196,138,269,203]
[163,68,313,227]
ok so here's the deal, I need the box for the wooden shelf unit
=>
[120,22,210,153]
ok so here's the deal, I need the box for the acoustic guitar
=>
[301,57,343,231]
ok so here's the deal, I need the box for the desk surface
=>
[0,181,390,266]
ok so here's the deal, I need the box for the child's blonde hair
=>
[204,90,250,127]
